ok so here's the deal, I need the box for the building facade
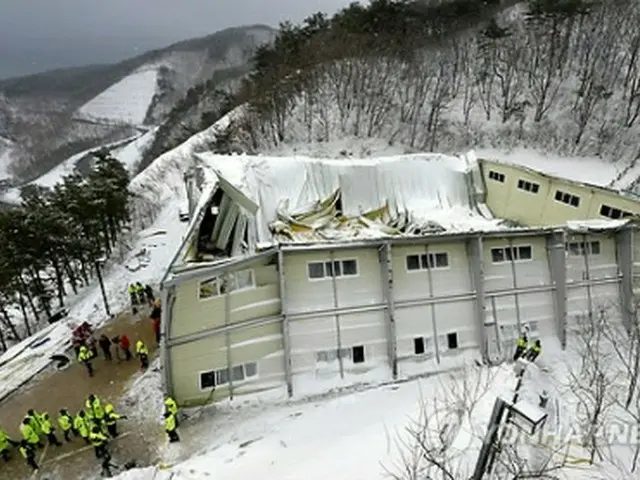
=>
[161,225,638,407]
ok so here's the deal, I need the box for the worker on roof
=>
[136,339,149,370]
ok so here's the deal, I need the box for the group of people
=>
[513,330,542,362]
[0,393,126,474]
[77,336,150,376]
[128,282,155,308]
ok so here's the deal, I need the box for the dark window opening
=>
[447,333,459,350]
[352,345,365,364]
[406,255,420,270]
[414,337,425,355]
[342,259,358,275]
[200,371,216,389]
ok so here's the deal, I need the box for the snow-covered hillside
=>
[0,136,14,180]
[76,68,159,126]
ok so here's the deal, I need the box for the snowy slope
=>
[76,68,159,125]
[0,142,13,180]
[110,127,158,172]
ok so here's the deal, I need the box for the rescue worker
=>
[40,413,62,446]
[0,425,18,462]
[152,317,161,345]
[104,403,126,438]
[120,334,132,361]
[19,440,38,471]
[86,394,106,428]
[100,450,118,478]
[136,339,149,370]
[513,332,528,361]
[525,339,542,362]
[58,409,75,442]
[539,390,549,408]
[78,344,94,377]
[128,283,138,306]
[89,425,109,459]
[74,411,90,444]
[19,418,42,449]
[164,396,179,427]
[164,411,179,443]
[99,334,113,361]
[135,282,146,304]
[144,284,155,305]
[25,409,42,436]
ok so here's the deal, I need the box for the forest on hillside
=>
[210,0,640,175]
[0,154,130,351]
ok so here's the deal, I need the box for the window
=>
[554,189,580,207]
[406,252,449,271]
[315,348,352,363]
[352,345,365,364]
[414,337,425,355]
[447,333,459,350]
[490,245,532,263]
[198,269,255,299]
[517,179,540,194]
[600,204,633,220]
[488,170,505,183]
[198,362,258,390]
[565,241,601,256]
[307,259,359,280]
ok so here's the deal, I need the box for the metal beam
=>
[379,243,398,379]
[329,250,345,379]
[615,227,634,332]
[277,249,294,397]
[424,244,440,364]
[164,248,278,287]
[160,286,176,397]
[507,238,523,333]
[546,231,567,348]
[224,272,234,401]
[278,227,567,253]
[467,235,488,362]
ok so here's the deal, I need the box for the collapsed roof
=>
[177,152,507,263]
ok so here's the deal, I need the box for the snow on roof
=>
[193,152,507,248]
[475,147,621,188]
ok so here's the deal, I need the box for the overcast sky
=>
[0,0,351,78]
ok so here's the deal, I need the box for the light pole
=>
[94,257,112,318]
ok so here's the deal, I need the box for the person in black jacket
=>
[144,284,155,305]
[98,335,112,361]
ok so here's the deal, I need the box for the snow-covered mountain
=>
[0,25,275,187]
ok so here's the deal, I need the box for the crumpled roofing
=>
[193,152,506,246]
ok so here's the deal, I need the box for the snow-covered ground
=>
[76,68,159,126]
[0,136,14,180]
[0,130,153,204]
[0,204,187,402]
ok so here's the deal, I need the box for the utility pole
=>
[94,258,112,317]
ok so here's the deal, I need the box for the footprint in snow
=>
[280,440,287,448]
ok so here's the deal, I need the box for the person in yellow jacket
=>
[525,339,542,362]
[164,396,179,426]
[85,394,105,424]
[164,411,179,443]
[513,333,528,361]
[136,339,149,369]
[78,345,94,377]
[74,411,91,445]
[40,413,62,446]
[58,409,75,442]
[0,425,18,462]
[25,409,42,435]
[19,440,39,471]
[19,418,42,449]
[104,404,126,438]
[89,425,109,459]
